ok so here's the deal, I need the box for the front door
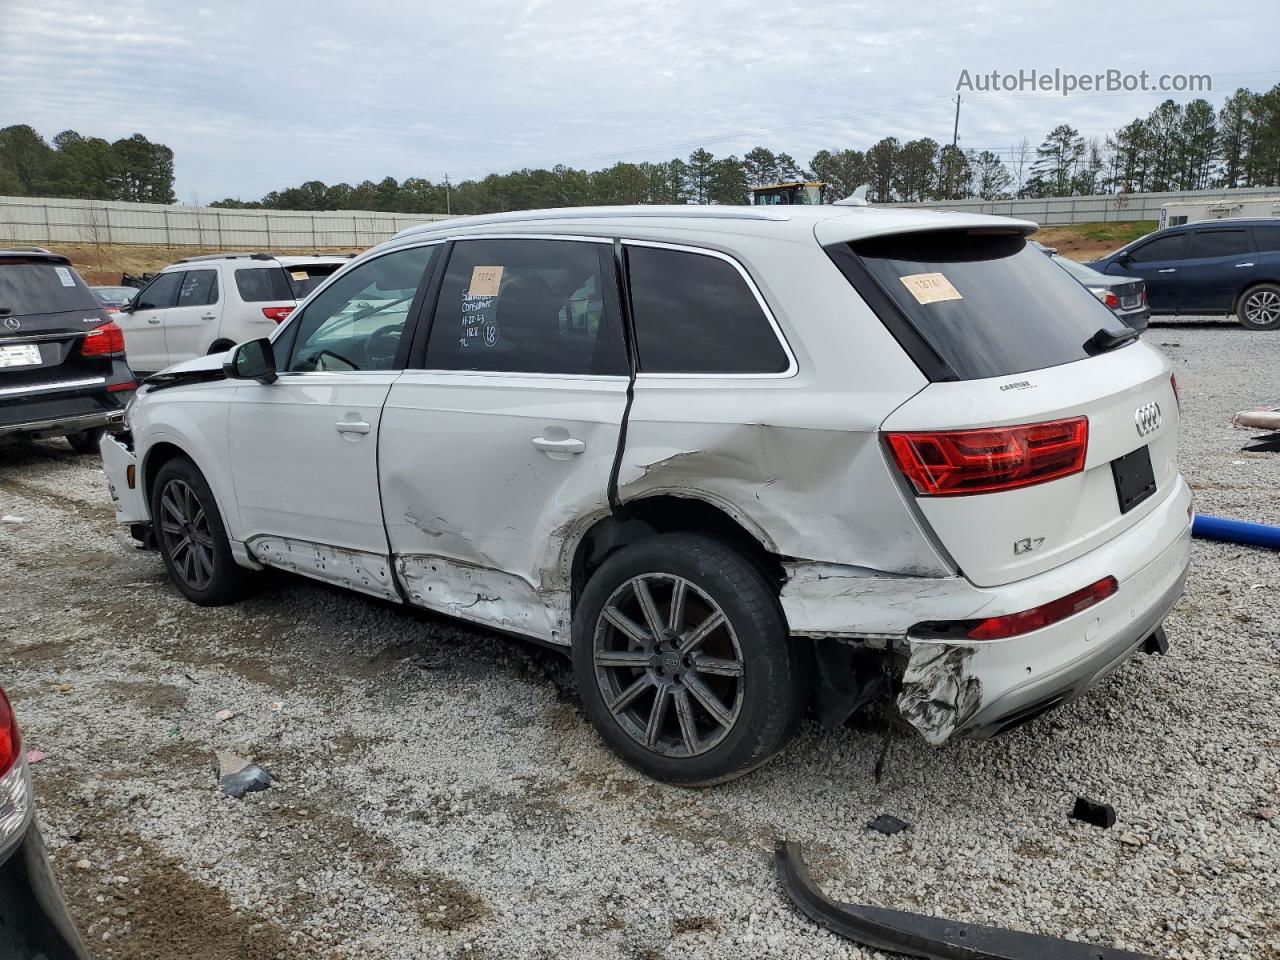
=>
[380,236,630,643]
[161,268,222,362]
[1111,232,1186,314]
[117,271,182,372]
[226,243,439,585]
[1179,227,1256,314]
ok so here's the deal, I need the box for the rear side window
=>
[134,271,183,310]
[1189,229,1251,259]
[287,263,343,299]
[1127,233,1185,263]
[1251,224,1280,253]
[0,260,100,317]
[235,267,293,303]
[177,269,218,306]
[842,230,1129,382]
[423,238,627,376]
[626,246,789,374]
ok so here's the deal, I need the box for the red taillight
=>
[0,688,19,778]
[262,307,293,323]
[1170,373,1180,410]
[107,379,138,393]
[886,417,1089,497]
[81,320,126,357]
[103,305,121,314]
[963,576,1118,640]
[1103,290,1119,308]
[1141,288,1148,304]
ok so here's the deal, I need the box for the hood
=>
[156,350,229,377]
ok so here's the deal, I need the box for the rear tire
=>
[150,457,248,605]
[572,533,806,786]
[1236,283,1280,330]
[65,428,104,455]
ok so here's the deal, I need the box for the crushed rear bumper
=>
[780,476,1193,744]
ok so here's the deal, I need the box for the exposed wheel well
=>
[141,442,191,502]
[570,496,784,611]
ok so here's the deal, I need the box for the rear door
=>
[117,271,182,371]
[380,236,629,643]
[1112,232,1185,313]
[158,268,221,363]
[226,244,437,570]
[838,229,1178,587]
[1179,227,1256,314]
[0,256,113,402]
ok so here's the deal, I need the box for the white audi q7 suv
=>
[101,205,1191,785]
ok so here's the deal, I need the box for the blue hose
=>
[1192,514,1280,550]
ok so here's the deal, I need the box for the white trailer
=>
[1159,196,1280,228]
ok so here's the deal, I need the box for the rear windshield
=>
[285,263,342,299]
[843,231,1130,381]
[235,267,294,303]
[0,260,100,317]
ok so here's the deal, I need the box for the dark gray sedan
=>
[1035,243,1149,331]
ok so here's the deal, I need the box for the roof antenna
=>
[834,184,871,207]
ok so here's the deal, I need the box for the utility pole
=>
[444,172,452,215]
[951,93,961,148]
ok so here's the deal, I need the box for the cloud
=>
[1,0,1274,201]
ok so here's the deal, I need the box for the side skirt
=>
[246,535,400,602]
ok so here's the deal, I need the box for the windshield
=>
[0,260,100,318]
[845,230,1131,381]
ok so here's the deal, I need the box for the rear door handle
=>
[147,317,161,324]
[1235,262,1255,268]
[335,420,371,435]
[532,435,586,459]
[1157,268,1177,273]
[201,312,217,320]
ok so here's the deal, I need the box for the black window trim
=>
[272,240,445,376]
[407,232,633,381]
[621,238,799,380]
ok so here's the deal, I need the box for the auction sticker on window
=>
[468,266,503,297]
[900,272,962,304]
[54,266,76,287]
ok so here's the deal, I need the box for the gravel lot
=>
[2,318,1278,960]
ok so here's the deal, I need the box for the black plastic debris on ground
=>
[214,750,273,799]
[1071,797,1117,829]
[867,814,910,835]
[775,840,1158,960]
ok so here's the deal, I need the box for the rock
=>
[214,750,273,798]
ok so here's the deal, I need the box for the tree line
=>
[0,125,176,204]
[3,83,1278,217]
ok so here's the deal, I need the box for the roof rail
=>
[173,252,278,264]
[1,246,54,254]
[393,204,791,240]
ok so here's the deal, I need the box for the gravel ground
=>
[2,317,1278,960]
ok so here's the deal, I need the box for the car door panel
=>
[224,244,439,580]
[1109,233,1185,313]
[1180,228,1256,314]
[117,271,182,371]
[381,236,630,645]
[162,268,222,362]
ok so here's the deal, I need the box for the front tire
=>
[65,428,104,454]
[1237,283,1280,330]
[150,457,248,605]
[572,533,806,786]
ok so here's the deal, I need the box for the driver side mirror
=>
[224,338,277,384]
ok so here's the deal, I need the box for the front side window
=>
[134,271,183,310]
[285,246,435,373]
[1127,233,1186,264]
[235,267,294,303]
[177,269,218,307]
[626,245,789,374]
[1188,229,1251,259]
[422,238,626,376]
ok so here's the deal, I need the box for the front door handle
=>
[201,312,217,320]
[147,317,161,324]
[1157,268,1177,273]
[335,420,371,435]
[532,435,586,459]
[1235,262,1255,268]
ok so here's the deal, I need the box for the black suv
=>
[0,249,137,451]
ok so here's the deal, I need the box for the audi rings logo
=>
[3,317,19,331]
[1135,401,1162,437]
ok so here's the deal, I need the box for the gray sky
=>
[3,0,1277,202]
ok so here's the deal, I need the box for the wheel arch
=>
[569,494,786,614]
[140,439,239,538]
